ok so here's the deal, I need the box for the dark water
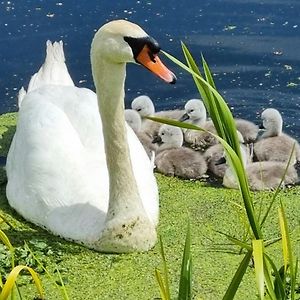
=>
[1,0,300,139]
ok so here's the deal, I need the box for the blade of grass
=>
[264,254,284,300]
[252,240,265,299]
[178,222,192,300]
[260,142,296,228]
[24,242,69,300]
[0,265,44,300]
[216,230,252,251]
[0,229,16,299]
[155,269,170,300]
[278,200,296,300]
[222,250,253,300]
[157,236,171,300]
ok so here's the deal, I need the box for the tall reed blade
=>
[163,46,262,240]
[178,222,192,300]
[223,251,252,300]
[278,201,296,299]
[155,236,171,300]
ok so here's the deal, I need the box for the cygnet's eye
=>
[137,108,142,112]
[161,132,165,135]
[189,109,194,113]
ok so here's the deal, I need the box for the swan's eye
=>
[137,108,142,112]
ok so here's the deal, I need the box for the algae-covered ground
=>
[0,113,299,300]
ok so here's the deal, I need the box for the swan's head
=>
[153,124,183,149]
[131,95,155,117]
[91,20,176,84]
[124,109,142,132]
[181,99,206,123]
[260,108,283,135]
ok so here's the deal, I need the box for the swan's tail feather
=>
[46,40,66,64]
[27,40,75,93]
[17,86,27,108]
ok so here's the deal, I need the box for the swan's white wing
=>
[6,85,158,243]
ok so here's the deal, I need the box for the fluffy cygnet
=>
[153,124,207,179]
[254,108,300,164]
[124,109,157,159]
[131,95,184,138]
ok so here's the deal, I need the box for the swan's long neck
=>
[91,55,144,220]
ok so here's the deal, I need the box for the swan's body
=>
[6,20,176,252]
[254,108,300,164]
[153,125,207,179]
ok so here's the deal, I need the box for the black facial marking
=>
[124,36,161,62]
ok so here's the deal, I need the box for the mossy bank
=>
[0,113,299,299]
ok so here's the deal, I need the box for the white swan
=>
[6,20,176,253]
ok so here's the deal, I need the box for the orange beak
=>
[136,45,176,84]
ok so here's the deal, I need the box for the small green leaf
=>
[0,265,44,300]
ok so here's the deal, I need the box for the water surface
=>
[1,0,299,138]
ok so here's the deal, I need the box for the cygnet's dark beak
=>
[152,135,162,145]
[179,113,190,122]
[258,123,265,130]
[215,156,226,166]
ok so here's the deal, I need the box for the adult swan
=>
[6,20,176,253]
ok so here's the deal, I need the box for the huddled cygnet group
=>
[125,95,300,191]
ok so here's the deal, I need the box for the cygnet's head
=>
[260,108,283,136]
[153,124,183,150]
[180,99,206,125]
[131,95,155,117]
[125,109,142,133]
